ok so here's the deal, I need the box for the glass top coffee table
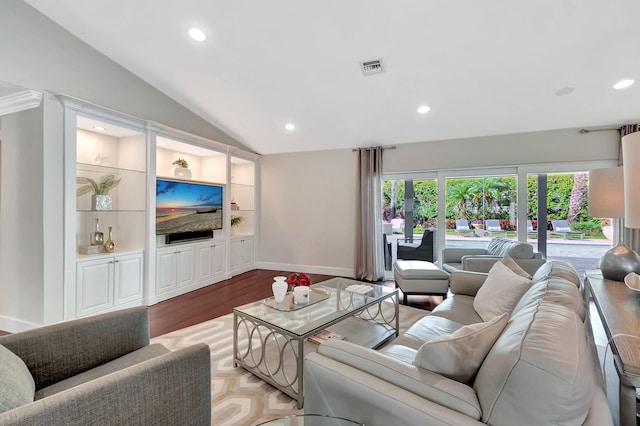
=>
[233,277,399,409]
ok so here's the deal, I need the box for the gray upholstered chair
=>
[0,306,211,426]
[441,236,546,276]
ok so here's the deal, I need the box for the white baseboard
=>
[0,315,41,333]
[256,262,353,278]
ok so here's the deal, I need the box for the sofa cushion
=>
[380,315,466,363]
[414,313,508,384]
[512,276,586,321]
[531,260,581,288]
[35,343,170,400]
[473,301,595,425]
[0,344,35,413]
[473,261,531,321]
[486,237,534,259]
[500,254,531,279]
[430,294,483,325]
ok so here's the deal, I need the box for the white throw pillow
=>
[473,260,532,321]
[0,344,35,413]
[414,313,509,384]
[500,254,532,279]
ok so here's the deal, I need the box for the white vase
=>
[272,276,288,303]
[171,166,192,179]
[293,286,310,304]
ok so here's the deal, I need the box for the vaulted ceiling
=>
[26,0,640,155]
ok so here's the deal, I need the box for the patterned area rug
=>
[151,304,430,426]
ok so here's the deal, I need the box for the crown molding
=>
[0,89,43,117]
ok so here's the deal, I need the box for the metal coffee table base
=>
[233,296,398,408]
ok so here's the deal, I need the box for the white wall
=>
[259,149,356,277]
[0,0,247,152]
[259,128,619,277]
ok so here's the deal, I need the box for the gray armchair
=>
[441,236,545,276]
[0,306,211,426]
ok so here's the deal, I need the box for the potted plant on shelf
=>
[77,174,122,211]
[171,158,191,178]
[231,215,244,227]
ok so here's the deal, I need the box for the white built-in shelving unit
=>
[60,96,259,319]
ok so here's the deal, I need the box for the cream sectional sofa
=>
[304,260,612,425]
[441,236,546,276]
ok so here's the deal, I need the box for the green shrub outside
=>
[384,173,605,236]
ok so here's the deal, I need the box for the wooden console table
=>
[585,270,640,426]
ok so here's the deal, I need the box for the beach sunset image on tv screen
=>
[156,178,223,235]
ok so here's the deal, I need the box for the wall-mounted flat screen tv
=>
[156,178,223,236]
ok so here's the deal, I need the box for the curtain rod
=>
[352,145,397,152]
[579,128,619,134]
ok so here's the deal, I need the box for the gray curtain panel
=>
[355,147,384,282]
[620,125,640,252]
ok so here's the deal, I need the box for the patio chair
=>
[454,220,474,236]
[397,230,435,262]
[550,220,584,239]
[526,220,537,238]
[484,219,507,237]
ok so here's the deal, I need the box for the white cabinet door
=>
[195,243,214,283]
[241,237,255,268]
[76,258,113,317]
[230,236,254,274]
[212,243,226,277]
[156,249,178,294]
[114,253,143,305]
[230,239,242,272]
[195,242,226,284]
[176,247,195,287]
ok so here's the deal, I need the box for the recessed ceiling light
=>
[194,150,201,154]
[417,105,430,114]
[284,123,296,131]
[157,141,166,146]
[188,27,206,42]
[93,126,105,131]
[613,79,634,90]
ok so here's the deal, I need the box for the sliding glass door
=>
[383,161,615,279]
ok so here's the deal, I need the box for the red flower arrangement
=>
[287,272,311,289]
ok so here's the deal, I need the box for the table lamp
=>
[589,166,640,281]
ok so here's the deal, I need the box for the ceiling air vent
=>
[360,59,384,76]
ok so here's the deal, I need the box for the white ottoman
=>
[393,260,450,304]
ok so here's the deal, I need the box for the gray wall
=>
[0,0,248,151]
[258,128,619,277]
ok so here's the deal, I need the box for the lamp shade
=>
[588,167,624,218]
[623,132,640,228]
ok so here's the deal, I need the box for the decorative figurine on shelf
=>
[91,218,104,246]
[77,174,122,211]
[171,159,192,178]
[79,218,106,254]
[104,226,115,253]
